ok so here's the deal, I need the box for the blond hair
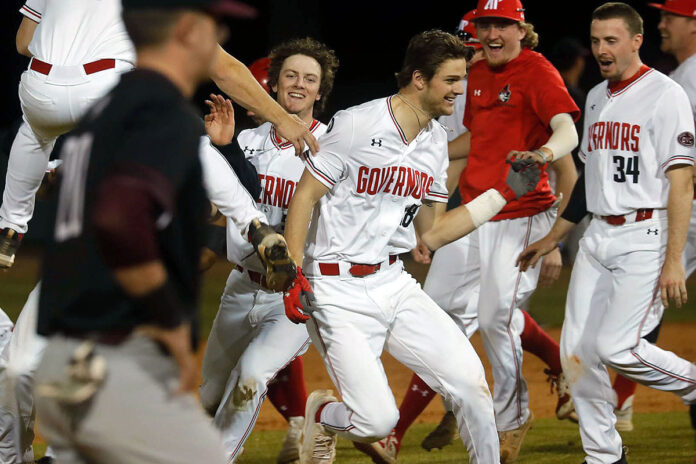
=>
[520,22,539,50]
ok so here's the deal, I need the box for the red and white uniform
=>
[448,48,579,432]
[0,0,134,234]
[301,96,499,463]
[670,53,696,278]
[562,66,696,464]
[200,121,324,462]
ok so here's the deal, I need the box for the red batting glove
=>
[283,267,314,324]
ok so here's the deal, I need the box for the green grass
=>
[210,412,696,463]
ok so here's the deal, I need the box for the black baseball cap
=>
[122,0,258,18]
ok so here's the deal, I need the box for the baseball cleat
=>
[300,390,337,464]
[277,416,304,464]
[614,395,634,432]
[421,411,459,451]
[0,228,22,269]
[353,431,399,464]
[499,411,534,464]
[545,369,578,423]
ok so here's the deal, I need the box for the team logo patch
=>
[326,117,335,133]
[498,84,511,103]
[677,131,694,147]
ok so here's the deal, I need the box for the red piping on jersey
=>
[607,65,652,97]
[387,96,409,145]
[21,5,41,20]
[271,119,321,150]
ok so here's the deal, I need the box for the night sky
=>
[0,0,677,131]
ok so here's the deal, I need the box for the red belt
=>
[599,208,653,226]
[318,255,398,277]
[30,58,116,75]
[236,265,271,290]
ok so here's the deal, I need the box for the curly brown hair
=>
[395,30,473,89]
[267,37,339,116]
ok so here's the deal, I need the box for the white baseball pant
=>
[561,214,696,464]
[199,270,310,462]
[306,261,500,464]
[0,283,47,464]
[0,61,130,233]
[685,200,696,278]
[447,208,555,431]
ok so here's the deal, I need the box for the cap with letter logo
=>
[648,0,696,18]
[474,0,525,22]
[121,0,257,18]
[456,10,482,49]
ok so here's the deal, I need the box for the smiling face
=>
[475,18,525,67]
[658,12,696,57]
[272,54,322,123]
[590,17,643,82]
[419,58,467,118]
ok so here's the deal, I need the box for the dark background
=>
[0,0,678,240]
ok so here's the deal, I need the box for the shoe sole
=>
[0,254,15,269]
[500,412,534,464]
[352,442,395,464]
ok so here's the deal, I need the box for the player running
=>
[199,37,339,464]
[283,29,541,464]
[518,3,695,463]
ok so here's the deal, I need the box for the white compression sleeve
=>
[466,188,507,228]
[541,113,578,162]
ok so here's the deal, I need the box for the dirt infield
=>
[240,321,696,431]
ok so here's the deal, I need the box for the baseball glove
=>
[248,219,297,292]
[500,159,541,201]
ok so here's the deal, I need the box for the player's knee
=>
[595,341,625,366]
[369,408,399,440]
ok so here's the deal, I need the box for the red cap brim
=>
[207,0,257,18]
[648,2,695,17]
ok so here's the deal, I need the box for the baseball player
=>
[411,2,580,462]
[282,29,542,464]
[607,0,696,433]
[356,11,579,463]
[31,2,300,463]
[199,37,339,464]
[0,1,321,270]
[0,0,135,269]
[518,3,696,463]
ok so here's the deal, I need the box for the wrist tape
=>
[466,189,507,228]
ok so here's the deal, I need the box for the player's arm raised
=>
[420,161,541,251]
[661,165,693,308]
[211,46,319,155]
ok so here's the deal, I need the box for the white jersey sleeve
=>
[425,152,448,203]
[653,83,696,171]
[198,137,266,235]
[303,112,352,189]
[20,0,45,21]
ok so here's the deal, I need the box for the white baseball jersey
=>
[198,136,266,237]
[437,80,469,142]
[671,53,696,122]
[303,96,449,265]
[225,121,326,270]
[579,67,695,216]
[20,0,135,66]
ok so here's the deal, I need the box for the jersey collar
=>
[270,119,321,150]
[607,64,652,97]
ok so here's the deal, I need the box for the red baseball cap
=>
[248,57,271,94]
[456,10,483,49]
[474,0,525,22]
[648,0,696,18]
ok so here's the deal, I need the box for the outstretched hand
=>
[517,235,559,272]
[204,94,235,146]
[275,113,319,156]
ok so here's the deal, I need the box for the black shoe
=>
[0,227,22,269]
[35,457,55,464]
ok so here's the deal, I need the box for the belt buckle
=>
[349,263,379,277]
